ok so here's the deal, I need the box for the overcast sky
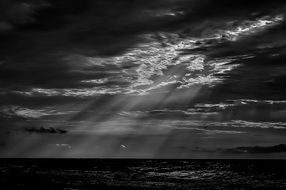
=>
[1,0,286,158]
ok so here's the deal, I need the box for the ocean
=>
[1,159,286,189]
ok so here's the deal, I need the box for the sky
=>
[1,0,286,158]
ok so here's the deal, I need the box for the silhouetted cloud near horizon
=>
[24,127,67,134]
[224,144,286,154]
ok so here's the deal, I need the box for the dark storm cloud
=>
[0,0,285,95]
[223,144,286,154]
[0,0,46,31]
[0,0,182,93]
[24,126,67,134]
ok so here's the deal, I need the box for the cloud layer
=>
[1,0,286,158]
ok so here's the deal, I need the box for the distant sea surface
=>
[1,159,286,189]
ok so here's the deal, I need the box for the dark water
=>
[1,159,286,189]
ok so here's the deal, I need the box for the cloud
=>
[214,15,283,41]
[0,0,285,100]
[191,100,286,122]
[14,87,123,97]
[24,126,67,134]
[5,14,280,97]
[0,105,51,119]
[1,0,286,158]
[192,99,286,113]
[0,105,69,119]
[0,1,47,31]
[55,144,71,149]
[223,144,286,154]
[47,143,72,150]
[174,126,244,135]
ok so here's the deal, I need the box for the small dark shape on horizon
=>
[25,126,67,134]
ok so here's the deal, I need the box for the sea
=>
[1,159,286,189]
